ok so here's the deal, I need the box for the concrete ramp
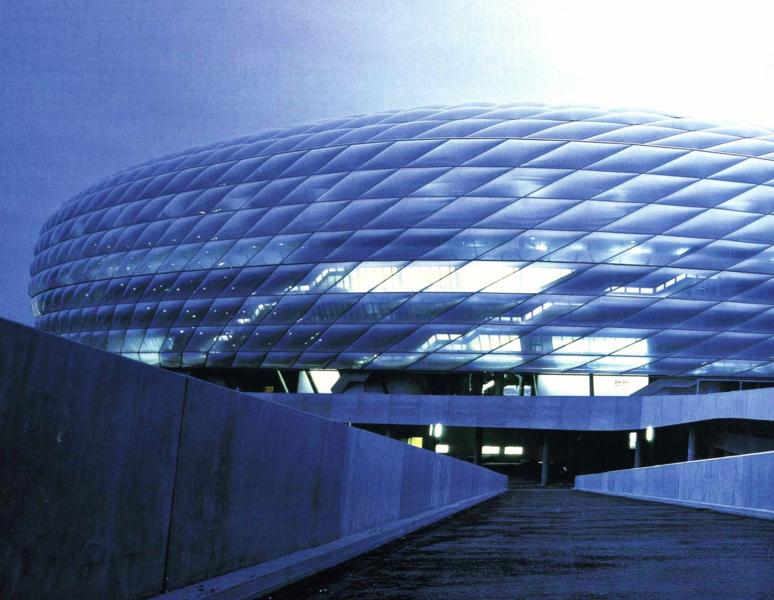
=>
[575,452,774,520]
[0,318,505,599]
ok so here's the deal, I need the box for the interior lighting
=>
[435,444,449,454]
[606,273,698,296]
[374,262,459,292]
[504,446,523,455]
[481,445,501,455]
[335,263,402,292]
[429,261,519,292]
[418,333,461,352]
[485,264,573,294]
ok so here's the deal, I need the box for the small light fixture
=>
[645,426,655,442]
[435,444,449,454]
[628,432,637,449]
[504,446,523,456]
[482,445,501,455]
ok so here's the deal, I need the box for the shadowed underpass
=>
[266,483,774,600]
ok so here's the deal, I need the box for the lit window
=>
[429,261,520,292]
[485,264,573,293]
[374,261,460,292]
[606,273,700,296]
[288,265,352,293]
[538,374,590,396]
[628,432,637,449]
[506,301,571,324]
[335,262,404,292]
[446,332,520,353]
[481,445,501,455]
[331,260,570,294]
[435,444,449,454]
[308,369,339,393]
[418,333,461,352]
[645,426,655,442]
[504,446,523,456]
[407,437,423,448]
[558,336,646,355]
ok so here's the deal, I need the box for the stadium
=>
[30,103,774,401]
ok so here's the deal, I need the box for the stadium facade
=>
[29,103,774,474]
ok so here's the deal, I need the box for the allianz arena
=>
[30,103,774,384]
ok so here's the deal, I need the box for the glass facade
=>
[29,103,774,376]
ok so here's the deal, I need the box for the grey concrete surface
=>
[261,387,774,430]
[575,451,774,520]
[266,486,774,600]
[164,377,505,594]
[0,318,505,599]
[0,317,185,599]
[155,490,502,600]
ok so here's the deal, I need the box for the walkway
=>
[266,484,774,600]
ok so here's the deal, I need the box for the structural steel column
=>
[634,431,643,468]
[687,425,697,461]
[540,431,550,487]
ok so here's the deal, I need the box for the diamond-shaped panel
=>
[29,103,774,377]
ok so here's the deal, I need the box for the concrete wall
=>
[0,318,505,599]
[263,388,774,431]
[575,451,774,520]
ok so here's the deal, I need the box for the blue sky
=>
[3,0,774,324]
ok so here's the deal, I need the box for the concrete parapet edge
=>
[575,451,774,521]
[574,490,774,521]
[263,388,774,431]
[153,489,503,600]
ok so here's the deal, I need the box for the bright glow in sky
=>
[2,0,774,323]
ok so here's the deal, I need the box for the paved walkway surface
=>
[266,484,774,600]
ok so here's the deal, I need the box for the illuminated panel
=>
[334,262,404,292]
[606,272,700,295]
[288,264,354,293]
[373,261,462,292]
[485,264,574,293]
[557,336,647,355]
[429,261,522,292]
[30,103,774,378]
[445,332,521,353]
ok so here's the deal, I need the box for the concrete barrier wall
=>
[263,387,774,431]
[162,378,505,597]
[575,451,774,520]
[0,318,506,599]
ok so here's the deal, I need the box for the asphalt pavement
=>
[265,482,774,600]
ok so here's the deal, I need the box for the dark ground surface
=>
[264,482,774,600]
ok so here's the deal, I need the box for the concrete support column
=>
[634,431,643,468]
[687,425,697,461]
[540,431,550,487]
[473,427,483,464]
